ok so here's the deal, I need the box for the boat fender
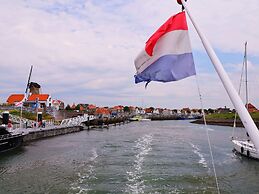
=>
[241,147,244,154]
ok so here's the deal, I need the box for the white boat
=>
[232,139,259,159]
[140,118,151,121]
[231,42,258,159]
[129,116,151,122]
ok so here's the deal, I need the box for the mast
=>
[244,42,248,110]
[181,0,259,151]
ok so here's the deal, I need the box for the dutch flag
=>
[134,11,196,84]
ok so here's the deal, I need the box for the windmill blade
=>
[25,65,33,96]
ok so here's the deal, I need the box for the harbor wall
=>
[23,125,83,142]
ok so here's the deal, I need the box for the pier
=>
[13,114,131,143]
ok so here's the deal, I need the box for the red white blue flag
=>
[15,100,23,107]
[134,12,196,84]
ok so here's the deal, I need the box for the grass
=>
[206,112,259,121]
[9,109,53,121]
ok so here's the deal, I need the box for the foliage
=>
[10,109,37,120]
[250,112,259,120]
[149,107,155,111]
[8,109,53,120]
[75,104,80,110]
[65,104,72,110]
[123,106,130,112]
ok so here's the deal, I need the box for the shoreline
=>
[191,119,259,128]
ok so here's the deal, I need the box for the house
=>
[87,104,97,114]
[153,108,163,115]
[216,106,232,114]
[71,103,76,110]
[145,108,153,115]
[181,108,191,115]
[52,99,65,110]
[95,107,110,118]
[6,94,25,105]
[162,108,172,115]
[246,103,258,113]
[135,107,145,115]
[27,94,52,109]
[110,105,124,116]
[78,104,88,112]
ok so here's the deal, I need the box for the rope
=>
[195,75,220,194]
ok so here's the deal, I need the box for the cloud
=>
[0,0,259,109]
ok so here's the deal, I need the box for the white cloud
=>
[0,0,259,109]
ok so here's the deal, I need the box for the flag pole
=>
[181,0,259,151]
[20,103,23,128]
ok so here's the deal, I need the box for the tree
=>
[65,104,72,110]
[75,104,81,110]
[124,106,130,112]
[208,108,215,114]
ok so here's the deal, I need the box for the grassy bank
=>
[192,112,259,128]
[205,112,259,121]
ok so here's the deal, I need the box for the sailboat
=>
[231,42,259,159]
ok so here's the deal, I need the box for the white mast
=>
[244,42,248,110]
[181,0,259,151]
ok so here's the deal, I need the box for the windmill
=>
[25,65,33,100]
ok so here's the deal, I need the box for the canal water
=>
[0,120,259,193]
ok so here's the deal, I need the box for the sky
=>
[1,0,259,109]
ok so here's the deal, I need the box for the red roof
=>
[88,104,96,109]
[246,103,258,112]
[7,94,25,104]
[95,108,110,115]
[113,105,124,110]
[27,94,49,101]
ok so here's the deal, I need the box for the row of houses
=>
[64,104,204,119]
[64,103,259,119]
[6,94,64,110]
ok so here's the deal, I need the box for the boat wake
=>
[125,134,153,194]
[70,148,98,194]
[190,143,208,169]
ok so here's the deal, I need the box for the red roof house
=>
[6,94,25,105]
[246,103,258,113]
[95,108,110,118]
[27,94,52,108]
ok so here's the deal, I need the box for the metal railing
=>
[60,114,95,126]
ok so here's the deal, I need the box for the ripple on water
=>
[70,148,98,194]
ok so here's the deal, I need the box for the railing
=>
[60,114,95,126]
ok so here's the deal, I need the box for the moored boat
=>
[0,126,25,153]
[232,139,259,159]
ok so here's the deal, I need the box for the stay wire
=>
[195,75,220,194]
[232,52,246,138]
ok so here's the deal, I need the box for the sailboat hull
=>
[232,139,259,160]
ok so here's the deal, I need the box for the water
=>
[0,120,259,193]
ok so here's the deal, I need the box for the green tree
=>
[65,104,72,110]
[124,106,130,112]
[75,104,81,110]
